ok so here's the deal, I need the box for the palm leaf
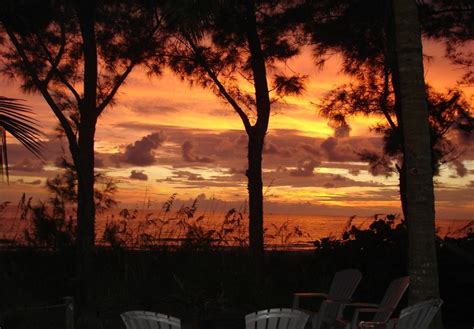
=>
[0,96,43,182]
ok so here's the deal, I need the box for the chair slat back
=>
[396,299,443,329]
[372,276,409,322]
[121,311,181,329]
[316,268,362,328]
[245,308,309,329]
[327,269,362,301]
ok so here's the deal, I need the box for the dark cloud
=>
[300,144,321,157]
[349,168,361,176]
[170,170,205,181]
[129,170,148,181]
[5,137,64,164]
[127,100,178,114]
[123,132,165,166]
[9,159,44,173]
[327,120,352,138]
[95,156,105,168]
[321,137,359,162]
[228,168,241,175]
[182,141,214,163]
[263,142,279,155]
[289,158,320,177]
[263,141,292,157]
[115,122,180,132]
[451,160,467,177]
[264,169,384,188]
[213,134,247,157]
[14,178,42,185]
[334,123,351,138]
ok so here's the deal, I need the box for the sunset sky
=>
[1,39,473,219]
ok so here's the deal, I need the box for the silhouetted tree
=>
[0,0,166,325]
[0,96,42,182]
[299,0,462,321]
[319,76,473,217]
[393,0,442,327]
[162,0,305,275]
[419,0,473,85]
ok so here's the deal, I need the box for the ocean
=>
[0,205,471,248]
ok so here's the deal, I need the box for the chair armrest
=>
[324,298,353,304]
[358,317,398,329]
[358,321,387,329]
[356,307,394,313]
[293,292,328,298]
[346,302,380,308]
[292,292,328,308]
[350,308,395,329]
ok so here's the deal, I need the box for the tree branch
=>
[4,27,79,157]
[380,67,398,130]
[35,27,82,104]
[186,36,252,134]
[97,17,163,116]
[96,63,135,115]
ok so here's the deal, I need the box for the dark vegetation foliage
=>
[0,0,472,327]
[1,213,472,329]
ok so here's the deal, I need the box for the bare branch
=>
[186,36,252,133]
[4,27,79,157]
[35,27,82,104]
[97,18,163,115]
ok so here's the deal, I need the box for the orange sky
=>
[1,39,473,219]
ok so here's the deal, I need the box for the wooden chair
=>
[245,308,310,329]
[339,276,409,329]
[121,311,181,329]
[292,269,363,329]
[359,299,443,329]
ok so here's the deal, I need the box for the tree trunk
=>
[392,0,442,328]
[75,118,98,327]
[76,1,100,327]
[246,131,265,278]
[244,0,270,278]
[399,163,408,220]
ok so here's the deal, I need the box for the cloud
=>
[264,169,384,188]
[9,159,44,173]
[451,160,467,177]
[123,99,179,114]
[334,123,351,138]
[289,157,320,177]
[182,141,214,163]
[263,142,279,155]
[321,137,359,162]
[300,144,321,157]
[349,168,361,176]
[262,141,292,157]
[14,178,41,185]
[129,170,148,181]
[122,132,165,166]
[95,156,106,168]
[169,170,205,181]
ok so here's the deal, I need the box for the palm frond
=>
[0,96,44,183]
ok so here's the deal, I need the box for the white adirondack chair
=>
[121,311,181,329]
[292,269,363,329]
[359,299,443,329]
[338,276,409,329]
[245,308,310,329]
